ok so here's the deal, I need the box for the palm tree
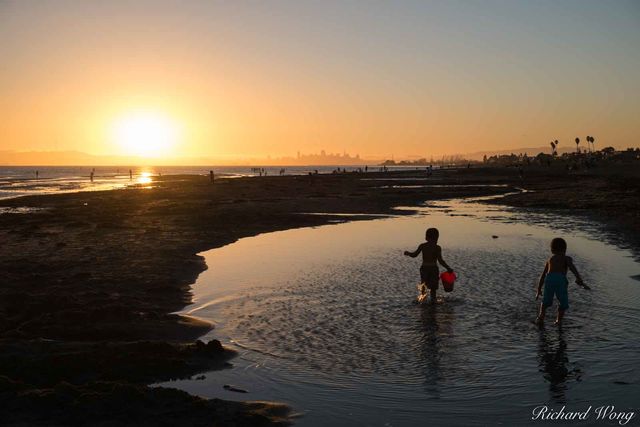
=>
[575,137,580,153]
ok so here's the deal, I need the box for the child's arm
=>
[568,257,590,289]
[536,262,549,299]
[404,244,423,258]
[436,246,454,272]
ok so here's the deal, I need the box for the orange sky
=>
[1,1,639,164]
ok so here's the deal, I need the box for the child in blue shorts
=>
[535,238,589,325]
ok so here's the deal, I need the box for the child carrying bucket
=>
[404,227,455,304]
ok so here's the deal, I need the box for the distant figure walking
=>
[518,165,526,186]
[129,169,133,180]
[90,171,94,182]
[404,227,454,304]
[535,238,589,325]
[35,170,39,179]
[209,170,214,184]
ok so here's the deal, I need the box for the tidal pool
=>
[160,197,640,426]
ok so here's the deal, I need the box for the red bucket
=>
[440,271,457,292]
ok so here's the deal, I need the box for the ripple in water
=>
[163,199,640,426]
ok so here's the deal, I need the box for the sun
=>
[111,111,181,157]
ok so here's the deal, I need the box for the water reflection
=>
[162,197,639,426]
[136,171,153,185]
[414,299,459,399]
[417,305,441,397]
[537,327,582,403]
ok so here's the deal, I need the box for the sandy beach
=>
[1,165,639,425]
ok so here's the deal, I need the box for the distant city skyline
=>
[1,142,624,166]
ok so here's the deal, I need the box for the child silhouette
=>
[536,238,590,325]
[404,227,454,304]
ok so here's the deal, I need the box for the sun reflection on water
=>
[136,171,153,185]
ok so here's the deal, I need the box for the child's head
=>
[425,227,439,243]
[551,237,567,254]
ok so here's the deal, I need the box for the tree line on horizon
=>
[550,136,597,156]
[484,143,639,167]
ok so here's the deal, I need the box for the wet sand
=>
[481,164,640,252]
[0,164,638,425]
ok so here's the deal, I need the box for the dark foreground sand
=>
[0,165,638,425]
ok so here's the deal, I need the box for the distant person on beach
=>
[209,170,214,184]
[35,170,39,179]
[404,227,454,304]
[129,169,133,180]
[518,165,524,183]
[535,238,589,325]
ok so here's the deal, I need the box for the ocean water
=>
[0,165,425,200]
[158,196,640,426]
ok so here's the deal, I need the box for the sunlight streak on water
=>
[136,171,153,185]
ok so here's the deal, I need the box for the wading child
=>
[536,237,589,325]
[404,227,454,304]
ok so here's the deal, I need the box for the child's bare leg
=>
[429,288,437,304]
[555,309,565,325]
[536,304,546,324]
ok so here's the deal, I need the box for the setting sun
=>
[110,111,181,157]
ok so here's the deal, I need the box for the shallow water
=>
[160,197,640,426]
[0,165,421,200]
